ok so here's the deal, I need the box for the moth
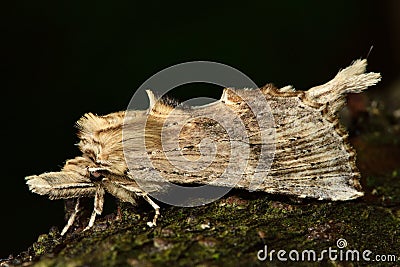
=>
[26,59,381,235]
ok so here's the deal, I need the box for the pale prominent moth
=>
[26,59,381,235]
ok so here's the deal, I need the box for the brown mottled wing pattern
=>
[249,86,361,200]
[124,59,380,200]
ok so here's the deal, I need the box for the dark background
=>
[1,0,399,258]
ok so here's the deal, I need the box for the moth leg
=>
[61,198,81,236]
[140,193,160,227]
[84,185,105,231]
[104,179,161,227]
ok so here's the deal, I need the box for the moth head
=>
[76,111,127,175]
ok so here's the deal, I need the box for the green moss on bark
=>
[13,188,399,267]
